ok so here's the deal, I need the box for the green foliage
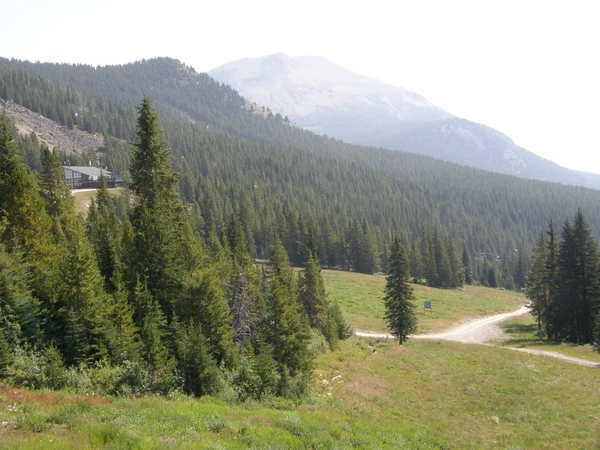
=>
[180,270,236,366]
[86,174,121,286]
[266,239,311,379]
[174,319,222,397]
[526,211,600,346]
[384,238,417,344]
[298,251,328,332]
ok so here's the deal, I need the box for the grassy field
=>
[499,315,600,363]
[1,338,599,449]
[323,270,527,333]
[72,188,123,215]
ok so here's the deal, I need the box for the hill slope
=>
[4,56,600,265]
[210,54,600,189]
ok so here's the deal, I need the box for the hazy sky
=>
[1,0,599,173]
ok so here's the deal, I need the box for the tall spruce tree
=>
[87,174,121,287]
[544,220,559,336]
[383,238,417,344]
[525,233,548,334]
[266,237,311,376]
[128,97,191,318]
[462,247,473,285]
[298,251,329,333]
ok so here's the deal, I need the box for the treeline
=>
[526,211,600,345]
[0,100,349,400]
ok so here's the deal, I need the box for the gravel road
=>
[355,307,600,368]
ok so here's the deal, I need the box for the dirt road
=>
[355,307,600,368]
[354,306,530,342]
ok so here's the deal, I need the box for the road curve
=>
[355,306,600,368]
[354,306,530,343]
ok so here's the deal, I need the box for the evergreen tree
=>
[570,211,600,343]
[109,273,139,364]
[54,226,115,364]
[128,98,193,318]
[133,278,172,376]
[174,319,221,396]
[298,251,328,333]
[266,238,311,376]
[39,146,76,239]
[87,174,121,287]
[544,220,559,336]
[383,238,417,344]
[0,115,51,260]
[487,265,498,288]
[462,247,473,285]
[181,270,236,366]
[525,233,548,334]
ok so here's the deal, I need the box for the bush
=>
[204,413,228,433]
[5,347,47,389]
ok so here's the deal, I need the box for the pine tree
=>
[130,97,178,207]
[298,251,328,333]
[266,238,311,375]
[181,270,235,366]
[174,319,221,396]
[133,278,171,375]
[0,115,51,258]
[487,265,498,288]
[54,225,114,364]
[525,233,548,334]
[109,273,139,364]
[87,174,121,287]
[572,210,600,343]
[39,146,76,239]
[383,238,417,344]
[462,247,473,285]
[544,220,559,337]
[128,97,205,320]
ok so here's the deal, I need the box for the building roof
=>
[63,166,112,177]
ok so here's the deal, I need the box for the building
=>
[62,166,119,189]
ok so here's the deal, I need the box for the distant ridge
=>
[210,53,600,189]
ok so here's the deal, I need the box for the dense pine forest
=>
[4,57,600,292]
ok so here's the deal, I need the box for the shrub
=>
[5,347,47,389]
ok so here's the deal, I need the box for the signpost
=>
[424,300,432,313]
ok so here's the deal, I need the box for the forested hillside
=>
[0,100,350,399]
[3,57,600,288]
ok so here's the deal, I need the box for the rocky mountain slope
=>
[210,54,600,189]
[0,98,104,154]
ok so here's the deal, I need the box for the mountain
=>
[209,53,452,140]
[210,54,600,189]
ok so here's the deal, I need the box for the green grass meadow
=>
[1,338,599,449]
[322,269,527,333]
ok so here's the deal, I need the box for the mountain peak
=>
[209,54,452,131]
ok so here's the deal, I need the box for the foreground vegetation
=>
[1,338,598,449]
[323,270,526,333]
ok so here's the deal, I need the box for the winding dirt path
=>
[355,307,600,368]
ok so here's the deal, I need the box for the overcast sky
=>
[1,0,598,173]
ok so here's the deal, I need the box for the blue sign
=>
[424,301,432,309]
